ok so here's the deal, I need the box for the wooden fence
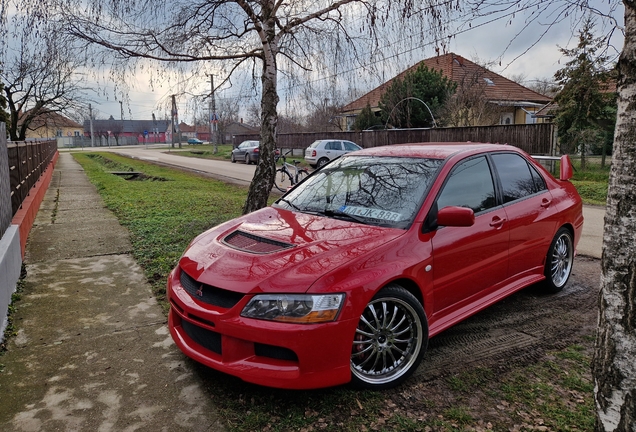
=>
[0,124,11,238]
[5,139,58,220]
[233,123,556,156]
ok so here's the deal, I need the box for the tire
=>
[231,153,236,163]
[317,157,329,168]
[273,168,287,193]
[543,227,574,293]
[350,285,428,390]
[245,154,251,165]
[296,169,309,183]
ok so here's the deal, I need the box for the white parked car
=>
[305,139,362,168]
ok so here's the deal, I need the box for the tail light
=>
[311,150,316,157]
[253,148,259,153]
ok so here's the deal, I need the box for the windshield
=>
[275,156,443,229]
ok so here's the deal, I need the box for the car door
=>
[343,141,361,154]
[490,153,559,277]
[234,142,246,158]
[324,141,344,160]
[429,155,510,315]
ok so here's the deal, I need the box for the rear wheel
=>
[296,169,309,183]
[317,157,329,168]
[543,227,574,293]
[350,285,428,390]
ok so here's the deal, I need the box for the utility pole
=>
[171,95,182,149]
[209,74,218,154]
[89,104,94,148]
[120,101,124,146]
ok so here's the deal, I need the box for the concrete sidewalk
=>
[0,153,224,431]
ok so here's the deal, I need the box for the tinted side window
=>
[343,142,359,151]
[436,156,496,213]
[325,141,342,150]
[529,164,547,192]
[491,153,540,203]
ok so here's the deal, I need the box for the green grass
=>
[570,156,610,206]
[73,152,596,431]
[171,144,312,169]
[169,144,235,161]
[73,152,248,309]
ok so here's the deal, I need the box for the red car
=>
[167,143,583,390]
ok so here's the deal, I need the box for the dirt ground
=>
[382,255,600,430]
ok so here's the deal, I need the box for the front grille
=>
[254,343,298,362]
[223,230,294,254]
[182,320,222,355]
[180,269,243,309]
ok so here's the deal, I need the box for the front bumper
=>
[167,267,355,389]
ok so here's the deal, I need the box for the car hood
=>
[179,206,405,294]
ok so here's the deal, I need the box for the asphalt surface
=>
[0,153,225,432]
[0,146,604,431]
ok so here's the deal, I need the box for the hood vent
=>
[223,230,294,254]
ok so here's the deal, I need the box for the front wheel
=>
[272,168,288,193]
[350,285,428,390]
[231,153,236,163]
[245,154,251,165]
[543,227,574,293]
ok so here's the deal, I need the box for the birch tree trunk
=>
[243,10,278,214]
[593,2,636,430]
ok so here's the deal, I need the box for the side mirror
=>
[560,155,573,181]
[437,206,475,227]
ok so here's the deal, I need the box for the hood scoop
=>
[223,230,295,254]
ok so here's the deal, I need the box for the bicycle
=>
[273,150,310,192]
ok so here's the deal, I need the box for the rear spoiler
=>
[531,155,573,181]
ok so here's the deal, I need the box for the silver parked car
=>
[305,139,362,168]
[231,140,260,164]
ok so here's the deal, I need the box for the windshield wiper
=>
[321,209,369,225]
[278,198,303,212]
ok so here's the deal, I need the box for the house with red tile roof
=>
[21,110,83,139]
[340,52,553,130]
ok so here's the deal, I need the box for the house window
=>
[525,112,537,124]
[483,77,495,86]
[500,113,514,125]
[56,130,63,137]
[74,131,81,136]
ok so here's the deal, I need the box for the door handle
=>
[489,216,506,228]
[541,198,552,208]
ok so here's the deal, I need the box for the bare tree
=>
[439,68,501,127]
[525,78,561,97]
[15,0,453,213]
[215,97,240,144]
[1,24,88,141]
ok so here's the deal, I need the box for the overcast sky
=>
[85,0,625,123]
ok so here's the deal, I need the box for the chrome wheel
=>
[351,286,427,389]
[544,228,573,292]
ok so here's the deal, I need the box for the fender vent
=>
[223,230,294,254]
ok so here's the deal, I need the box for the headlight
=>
[241,294,344,323]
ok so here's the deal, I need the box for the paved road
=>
[64,145,605,259]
